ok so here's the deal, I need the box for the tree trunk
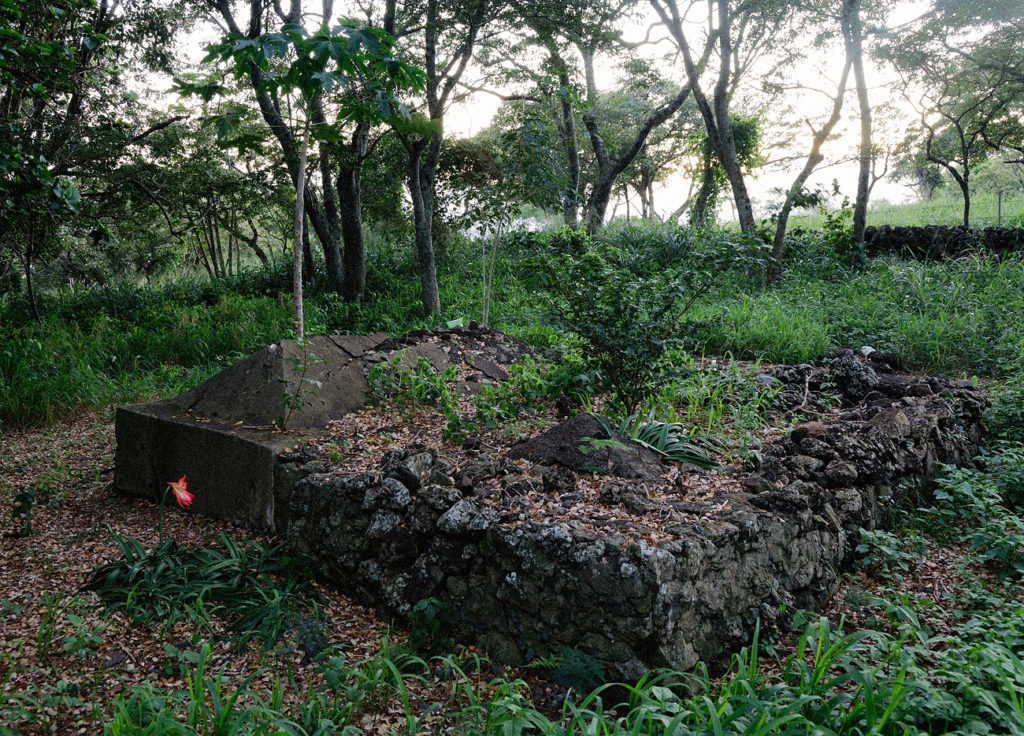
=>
[24,219,40,322]
[293,114,310,340]
[691,153,716,225]
[770,58,852,277]
[406,140,441,314]
[302,217,314,284]
[585,168,618,233]
[579,63,691,233]
[961,176,971,227]
[650,0,754,233]
[338,121,370,302]
[549,47,580,228]
[843,0,872,248]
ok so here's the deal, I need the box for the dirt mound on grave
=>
[507,412,664,480]
[169,324,534,430]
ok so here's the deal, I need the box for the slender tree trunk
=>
[585,169,618,232]
[293,114,310,340]
[691,153,716,225]
[302,217,313,284]
[770,58,853,276]
[843,0,871,248]
[24,219,40,322]
[195,233,214,279]
[338,121,369,302]
[650,0,754,233]
[961,176,971,226]
[406,140,441,314]
[548,46,580,228]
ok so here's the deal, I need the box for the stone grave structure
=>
[115,331,987,679]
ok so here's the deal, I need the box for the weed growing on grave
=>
[278,338,325,429]
[367,354,469,441]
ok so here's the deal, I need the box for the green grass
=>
[688,252,1024,375]
[787,190,1024,230]
[4,210,1024,429]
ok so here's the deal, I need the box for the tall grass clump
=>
[688,248,1024,375]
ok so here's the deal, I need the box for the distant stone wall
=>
[286,372,987,680]
[865,225,1024,260]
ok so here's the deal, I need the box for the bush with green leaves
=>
[546,246,694,415]
[366,354,468,440]
[932,453,1024,578]
[473,354,581,427]
[987,377,1024,443]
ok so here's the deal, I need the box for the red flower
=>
[168,476,193,508]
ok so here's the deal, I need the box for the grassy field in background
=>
[786,190,1024,229]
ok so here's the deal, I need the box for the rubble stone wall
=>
[286,373,987,679]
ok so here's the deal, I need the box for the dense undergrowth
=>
[5,220,1024,430]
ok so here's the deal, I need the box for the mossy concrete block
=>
[114,401,299,533]
[171,334,386,429]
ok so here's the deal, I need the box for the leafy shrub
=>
[406,597,454,655]
[932,452,1024,578]
[473,355,569,427]
[855,528,927,581]
[546,246,695,414]
[987,378,1024,443]
[367,355,467,440]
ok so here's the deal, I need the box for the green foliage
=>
[8,486,37,537]
[474,355,567,429]
[0,282,292,428]
[86,532,327,650]
[366,355,467,441]
[687,113,763,225]
[987,378,1024,443]
[548,647,606,694]
[546,244,691,414]
[855,528,927,581]
[690,251,1024,375]
[278,339,325,429]
[594,411,719,469]
[932,453,1024,577]
[656,353,783,448]
[199,21,425,128]
[406,598,454,655]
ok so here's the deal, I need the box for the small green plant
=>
[987,378,1024,443]
[278,338,325,429]
[367,354,470,441]
[406,597,454,655]
[36,591,64,663]
[856,528,926,581]
[474,355,558,428]
[549,647,606,694]
[62,612,105,659]
[8,487,37,537]
[932,458,1024,578]
[594,411,719,469]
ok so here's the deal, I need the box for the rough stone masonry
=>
[285,361,986,680]
[115,331,987,680]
